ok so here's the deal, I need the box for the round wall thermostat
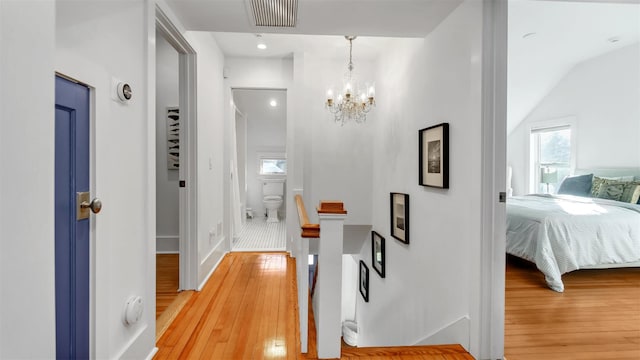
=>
[117,82,132,101]
[122,296,144,326]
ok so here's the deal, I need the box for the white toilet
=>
[262,179,285,223]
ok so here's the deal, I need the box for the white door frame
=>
[227,87,289,253]
[479,0,508,359]
[154,4,199,290]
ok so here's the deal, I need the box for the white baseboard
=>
[145,347,159,360]
[198,237,227,291]
[114,323,153,360]
[156,235,179,253]
[413,316,470,351]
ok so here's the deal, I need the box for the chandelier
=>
[325,36,375,125]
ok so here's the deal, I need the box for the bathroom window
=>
[259,158,287,175]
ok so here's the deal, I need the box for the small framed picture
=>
[390,192,410,244]
[166,107,180,170]
[371,231,385,278]
[419,122,449,188]
[359,260,369,302]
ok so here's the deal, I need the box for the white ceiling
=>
[212,32,395,60]
[166,0,461,60]
[166,0,462,37]
[166,0,640,133]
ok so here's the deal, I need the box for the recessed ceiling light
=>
[269,100,277,107]
[256,34,267,50]
[522,32,536,39]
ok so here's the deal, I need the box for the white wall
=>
[341,255,358,323]
[508,43,640,195]
[303,57,376,226]
[235,110,248,222]
[0,2,227,358]
[357,1,483,356]
[225,58,294,88]
[233,89,287,220]
[156,32,180,252]
[0,1,57,357]
[184,31,227,285]
[55,1,155,358]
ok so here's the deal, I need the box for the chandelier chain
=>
[348,38,354,73]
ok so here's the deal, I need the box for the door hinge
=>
[179,180,186,188]
[499,192,506,203]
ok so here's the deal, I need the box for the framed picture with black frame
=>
[371,231,385,278]
[419,122,449,188]
[359,260,369,302]
[390,192,410,244]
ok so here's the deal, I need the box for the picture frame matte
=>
[371,231,385,278]
[390,192,410,244]
[419,122,449,188]
[359,260,369,302]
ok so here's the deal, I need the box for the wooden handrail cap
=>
[317,200,347,214]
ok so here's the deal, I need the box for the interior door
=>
[55,75,94,359]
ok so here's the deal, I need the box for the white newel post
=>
[314,201,347,359]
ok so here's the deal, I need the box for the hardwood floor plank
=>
[155,253,236,358]
[505,255,640,360]
[191,256,251,358]
[155,252,474,360]
[156,290,194,339]
[229,259,264,359]
[156,254,179,318]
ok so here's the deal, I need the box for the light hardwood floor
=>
[505,255,640,360]
[156,254,180,317]
[156,254,194,339]
[154,252,472,359]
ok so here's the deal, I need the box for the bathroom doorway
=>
[231,89,287,251]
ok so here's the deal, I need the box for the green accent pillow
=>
[629,185,640,204]
[595,181,640,203]
[590,176,608,197]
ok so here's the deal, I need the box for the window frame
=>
[257,153,287,176]
[527,117,577,194]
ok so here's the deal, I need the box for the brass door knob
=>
[81,198,102,214]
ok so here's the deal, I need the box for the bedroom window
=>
[530,125,572,194]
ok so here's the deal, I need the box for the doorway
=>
[504,1,640,358]
[154,5,198,338]
[155,28,182,329]
[231,89,288,252]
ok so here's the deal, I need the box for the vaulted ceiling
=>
[507,0,640,133]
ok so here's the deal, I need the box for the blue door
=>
[55,75,91,359]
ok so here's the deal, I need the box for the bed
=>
[506,169,640,292]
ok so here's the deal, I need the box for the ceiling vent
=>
[249,0,298,27]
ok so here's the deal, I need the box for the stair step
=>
[339,343,474,359]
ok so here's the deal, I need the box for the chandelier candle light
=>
[325,36,375,125]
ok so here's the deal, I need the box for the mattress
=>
[506,194,640,292]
